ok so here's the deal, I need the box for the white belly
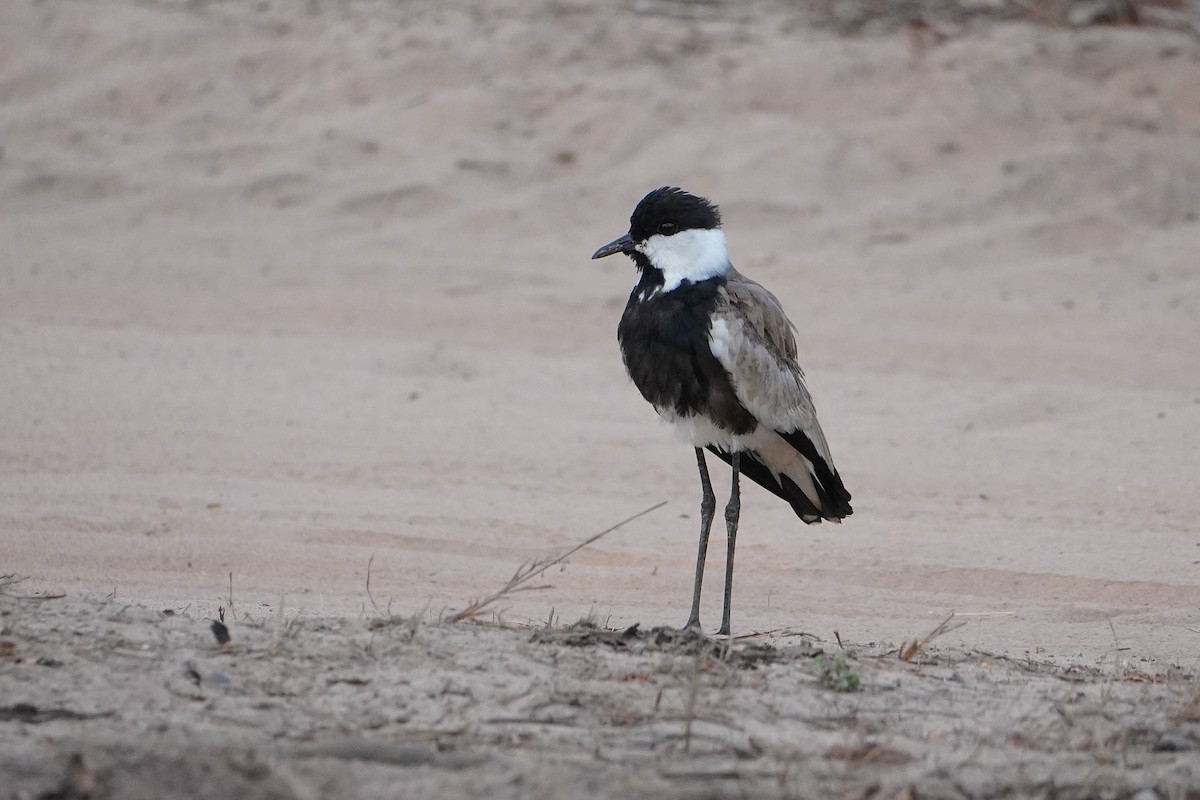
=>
[657,407,824,512]
[658,408,742,451]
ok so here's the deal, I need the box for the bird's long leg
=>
[717,451,741,637]
[685,447,717,631]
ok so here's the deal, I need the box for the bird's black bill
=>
[591,232,635,260]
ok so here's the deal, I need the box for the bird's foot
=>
[686,619,732,640]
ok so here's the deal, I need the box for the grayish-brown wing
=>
[709,268,836,467]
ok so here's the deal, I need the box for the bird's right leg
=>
[685,447,717,631]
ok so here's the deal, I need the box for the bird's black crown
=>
[629,187,721,243]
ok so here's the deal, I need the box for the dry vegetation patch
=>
[1,590,1196,799]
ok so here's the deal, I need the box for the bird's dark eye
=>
[658,222,678,235]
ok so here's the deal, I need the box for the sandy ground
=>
[2,0,1200,795]
[0,592,1196,799]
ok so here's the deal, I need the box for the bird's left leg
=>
[685,447,717,631]
[717,451,741,637]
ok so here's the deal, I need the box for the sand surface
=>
[1,595,1197,799]
[2,0,1200,795]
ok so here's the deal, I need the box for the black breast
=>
[617,277,756,436]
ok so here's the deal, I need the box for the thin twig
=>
[899,611,965,662]
[365,555,382,616]
[731,627,814,640]
[449,501,666,623]
[0,574,66,601]
[1107,618,1129,651]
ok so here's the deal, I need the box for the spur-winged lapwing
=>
[592,187,853,635]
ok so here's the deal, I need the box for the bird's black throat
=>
[627,252,663,301]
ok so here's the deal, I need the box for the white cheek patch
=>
[637,228,730,292]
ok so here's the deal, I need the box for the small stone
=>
[1152,732,1193,752]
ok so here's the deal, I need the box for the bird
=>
[591,187,852,636]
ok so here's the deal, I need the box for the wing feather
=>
[708,269,852,520]
[709,269,835,466]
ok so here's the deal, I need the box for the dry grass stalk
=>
[449,501,666,624]
[365,555,383,617]
[899,611,965,662]
[0,574,66,601]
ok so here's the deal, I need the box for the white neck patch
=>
[637,227,730,293]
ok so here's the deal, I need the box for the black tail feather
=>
[780,429,853,519]
[705,431,853,524]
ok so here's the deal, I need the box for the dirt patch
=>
[2,592,1196,799]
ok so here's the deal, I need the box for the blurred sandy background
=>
[3,0,1200,662]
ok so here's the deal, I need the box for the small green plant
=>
[813,652,860,692]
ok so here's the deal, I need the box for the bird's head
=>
[591,187,729,291]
